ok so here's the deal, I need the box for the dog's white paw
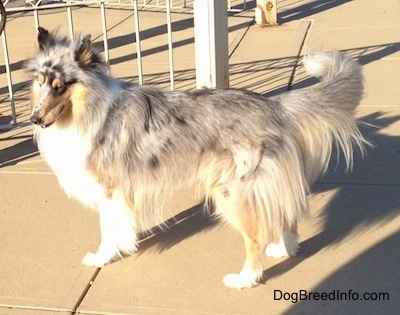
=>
[223,273,258,290]
[265,233,299,258]
[82,252,107,268]
[265,243,290,258]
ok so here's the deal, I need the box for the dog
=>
[26,27,368,289]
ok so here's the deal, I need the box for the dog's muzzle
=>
[30,112,51,128]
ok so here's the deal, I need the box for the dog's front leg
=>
[82,196,137,267]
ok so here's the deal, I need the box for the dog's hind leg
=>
[222,226,264,290]
[213,188,264,289]
[82,192,137,267]
[265,224,299,258]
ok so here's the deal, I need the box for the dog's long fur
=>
[26,27,368,289]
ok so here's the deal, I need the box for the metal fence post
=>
[100,0,110,73]
[133,0,143,85]
[166,0,175,90]
[1,29,16,125]
[194,0,229,89]
[67,0,74,39]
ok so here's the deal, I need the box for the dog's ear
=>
[37,27,52,51]
[74,35,93,67]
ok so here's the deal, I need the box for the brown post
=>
[255,0,278,26]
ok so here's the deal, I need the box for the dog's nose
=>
[30,112,42,125]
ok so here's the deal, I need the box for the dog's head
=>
[26,27,104,128]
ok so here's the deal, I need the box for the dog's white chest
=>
[36,125,104,208]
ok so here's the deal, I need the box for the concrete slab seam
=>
[287,19,313,90]
[72,268,101,315]
[0,304,72,313]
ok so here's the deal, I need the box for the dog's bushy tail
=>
[303,51,364,112]
[274,51,370,183]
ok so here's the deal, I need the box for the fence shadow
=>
[284,231,400,314]
[137,203,220,255]
[279,0,348,24]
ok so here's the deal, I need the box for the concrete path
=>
[1,0,399,314]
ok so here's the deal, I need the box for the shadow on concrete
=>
[95,13,253,66]
[264,113,399,261]
[290,42,400,90]
[279,0,348,24]
[284,232,400,314]
[121,42,400,94]
[0,137,38,167]
[229,0,255,12]
[137,203,220,255]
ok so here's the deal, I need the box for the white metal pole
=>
[67,1,74,39]
[100,0,110,73]
[133,0,143,85]
[33,8,39,30]
[194,0,229,89]
[166,0,175,90]
[1,30,16,124]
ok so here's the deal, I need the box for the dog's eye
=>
[55,84,66,93]
[51,83,66,95]
[51,77,67,94]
